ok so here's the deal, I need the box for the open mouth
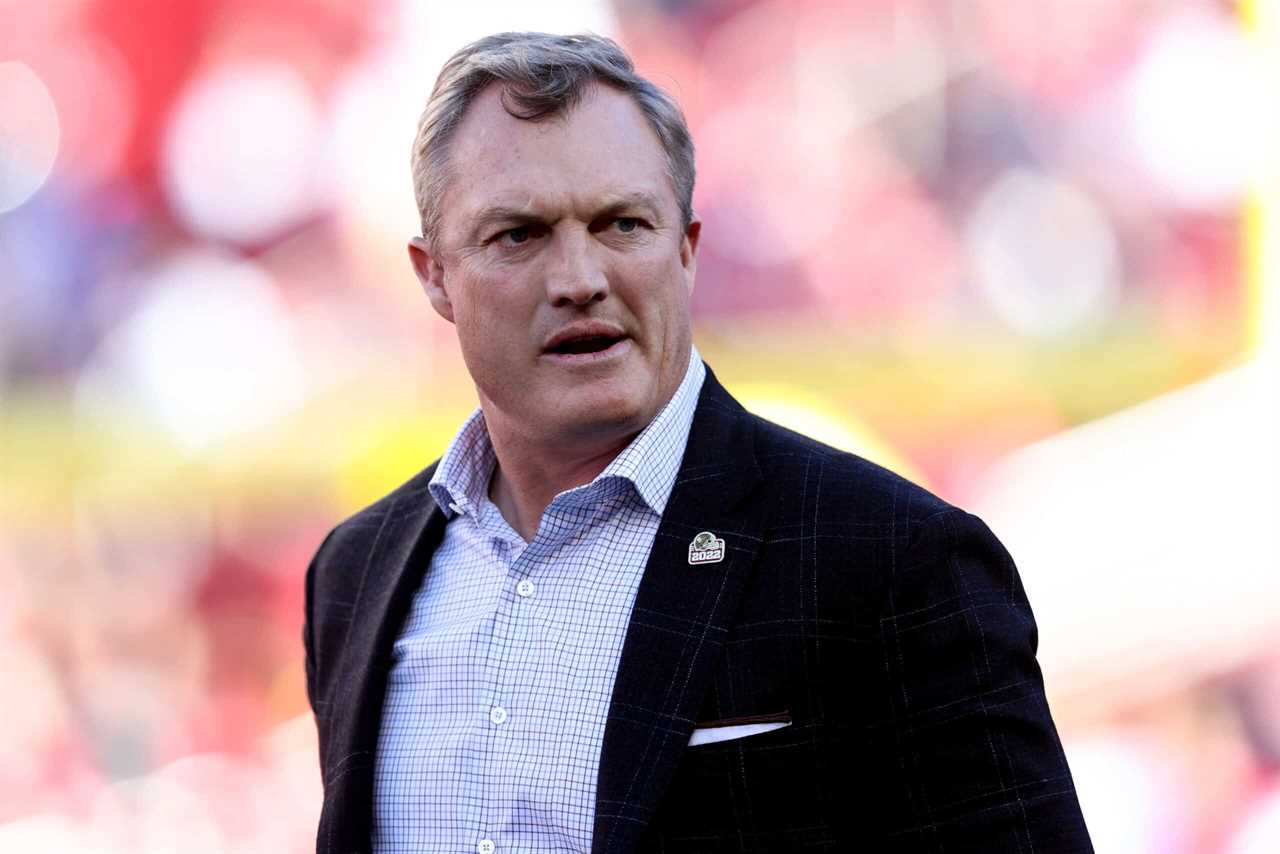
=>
[548,335,625,355]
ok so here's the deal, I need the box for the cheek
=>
[631,288,685,348]
[656,261,694,321]
[452,270,529,344]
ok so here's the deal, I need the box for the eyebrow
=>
[593,191,664,220]
[466,191,666,240]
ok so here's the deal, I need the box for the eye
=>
[491,223,549,247]
[614,217,644,233]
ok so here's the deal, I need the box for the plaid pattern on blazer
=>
[303,364,1093,853]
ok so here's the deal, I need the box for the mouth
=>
[542,321,632,364]
[547,334,626,355]
[543,335,631,364]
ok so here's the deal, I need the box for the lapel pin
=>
[688,531,725,565]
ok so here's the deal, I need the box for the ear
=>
[408,236,454,324]
[679,218,701,292]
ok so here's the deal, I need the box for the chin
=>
[555,394,648,440]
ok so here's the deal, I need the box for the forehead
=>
[440,84,676,227]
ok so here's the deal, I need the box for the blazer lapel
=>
[593,368,769,854]
[323,479,447,853]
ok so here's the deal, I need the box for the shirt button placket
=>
[477,838,496,854]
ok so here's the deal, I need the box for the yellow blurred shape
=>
[731,382,923,484]
[1242,0,1280,358]
[334,414,461,513]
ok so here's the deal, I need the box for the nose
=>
[545,229,609,307]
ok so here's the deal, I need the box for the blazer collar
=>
[592,364,767,854]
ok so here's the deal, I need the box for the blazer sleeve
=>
[874,508,1093,851]
[302,528,336,770]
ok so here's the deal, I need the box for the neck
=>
[484,424,637,543]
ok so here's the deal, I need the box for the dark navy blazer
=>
[303,365,1093,853]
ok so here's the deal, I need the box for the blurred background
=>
[1,0,1277,850]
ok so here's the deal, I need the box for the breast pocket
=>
[647,722,839,852]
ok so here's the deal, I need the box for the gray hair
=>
[411,32,696,246]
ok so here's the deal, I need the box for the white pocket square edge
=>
[687,720,791,746]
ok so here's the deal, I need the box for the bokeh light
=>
[966,168,1121,337]
[75,249,308,451]
[0,61,60,213]
[162,61,323,244]
[1125,10,1273,207]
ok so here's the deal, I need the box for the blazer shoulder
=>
[747,413,955,528]
[308,459,441,573]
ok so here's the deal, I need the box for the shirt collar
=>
[429,345,706,519]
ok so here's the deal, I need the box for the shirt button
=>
[516,579,535,598]
[477,839,495,854]
[489,706,508,725]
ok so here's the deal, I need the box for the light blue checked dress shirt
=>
[373,348,706,854]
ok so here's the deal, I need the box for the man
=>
[303,32,1092,854]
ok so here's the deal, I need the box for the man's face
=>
[411,84,700,451]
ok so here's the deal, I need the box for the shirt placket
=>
[472,502,551,853]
